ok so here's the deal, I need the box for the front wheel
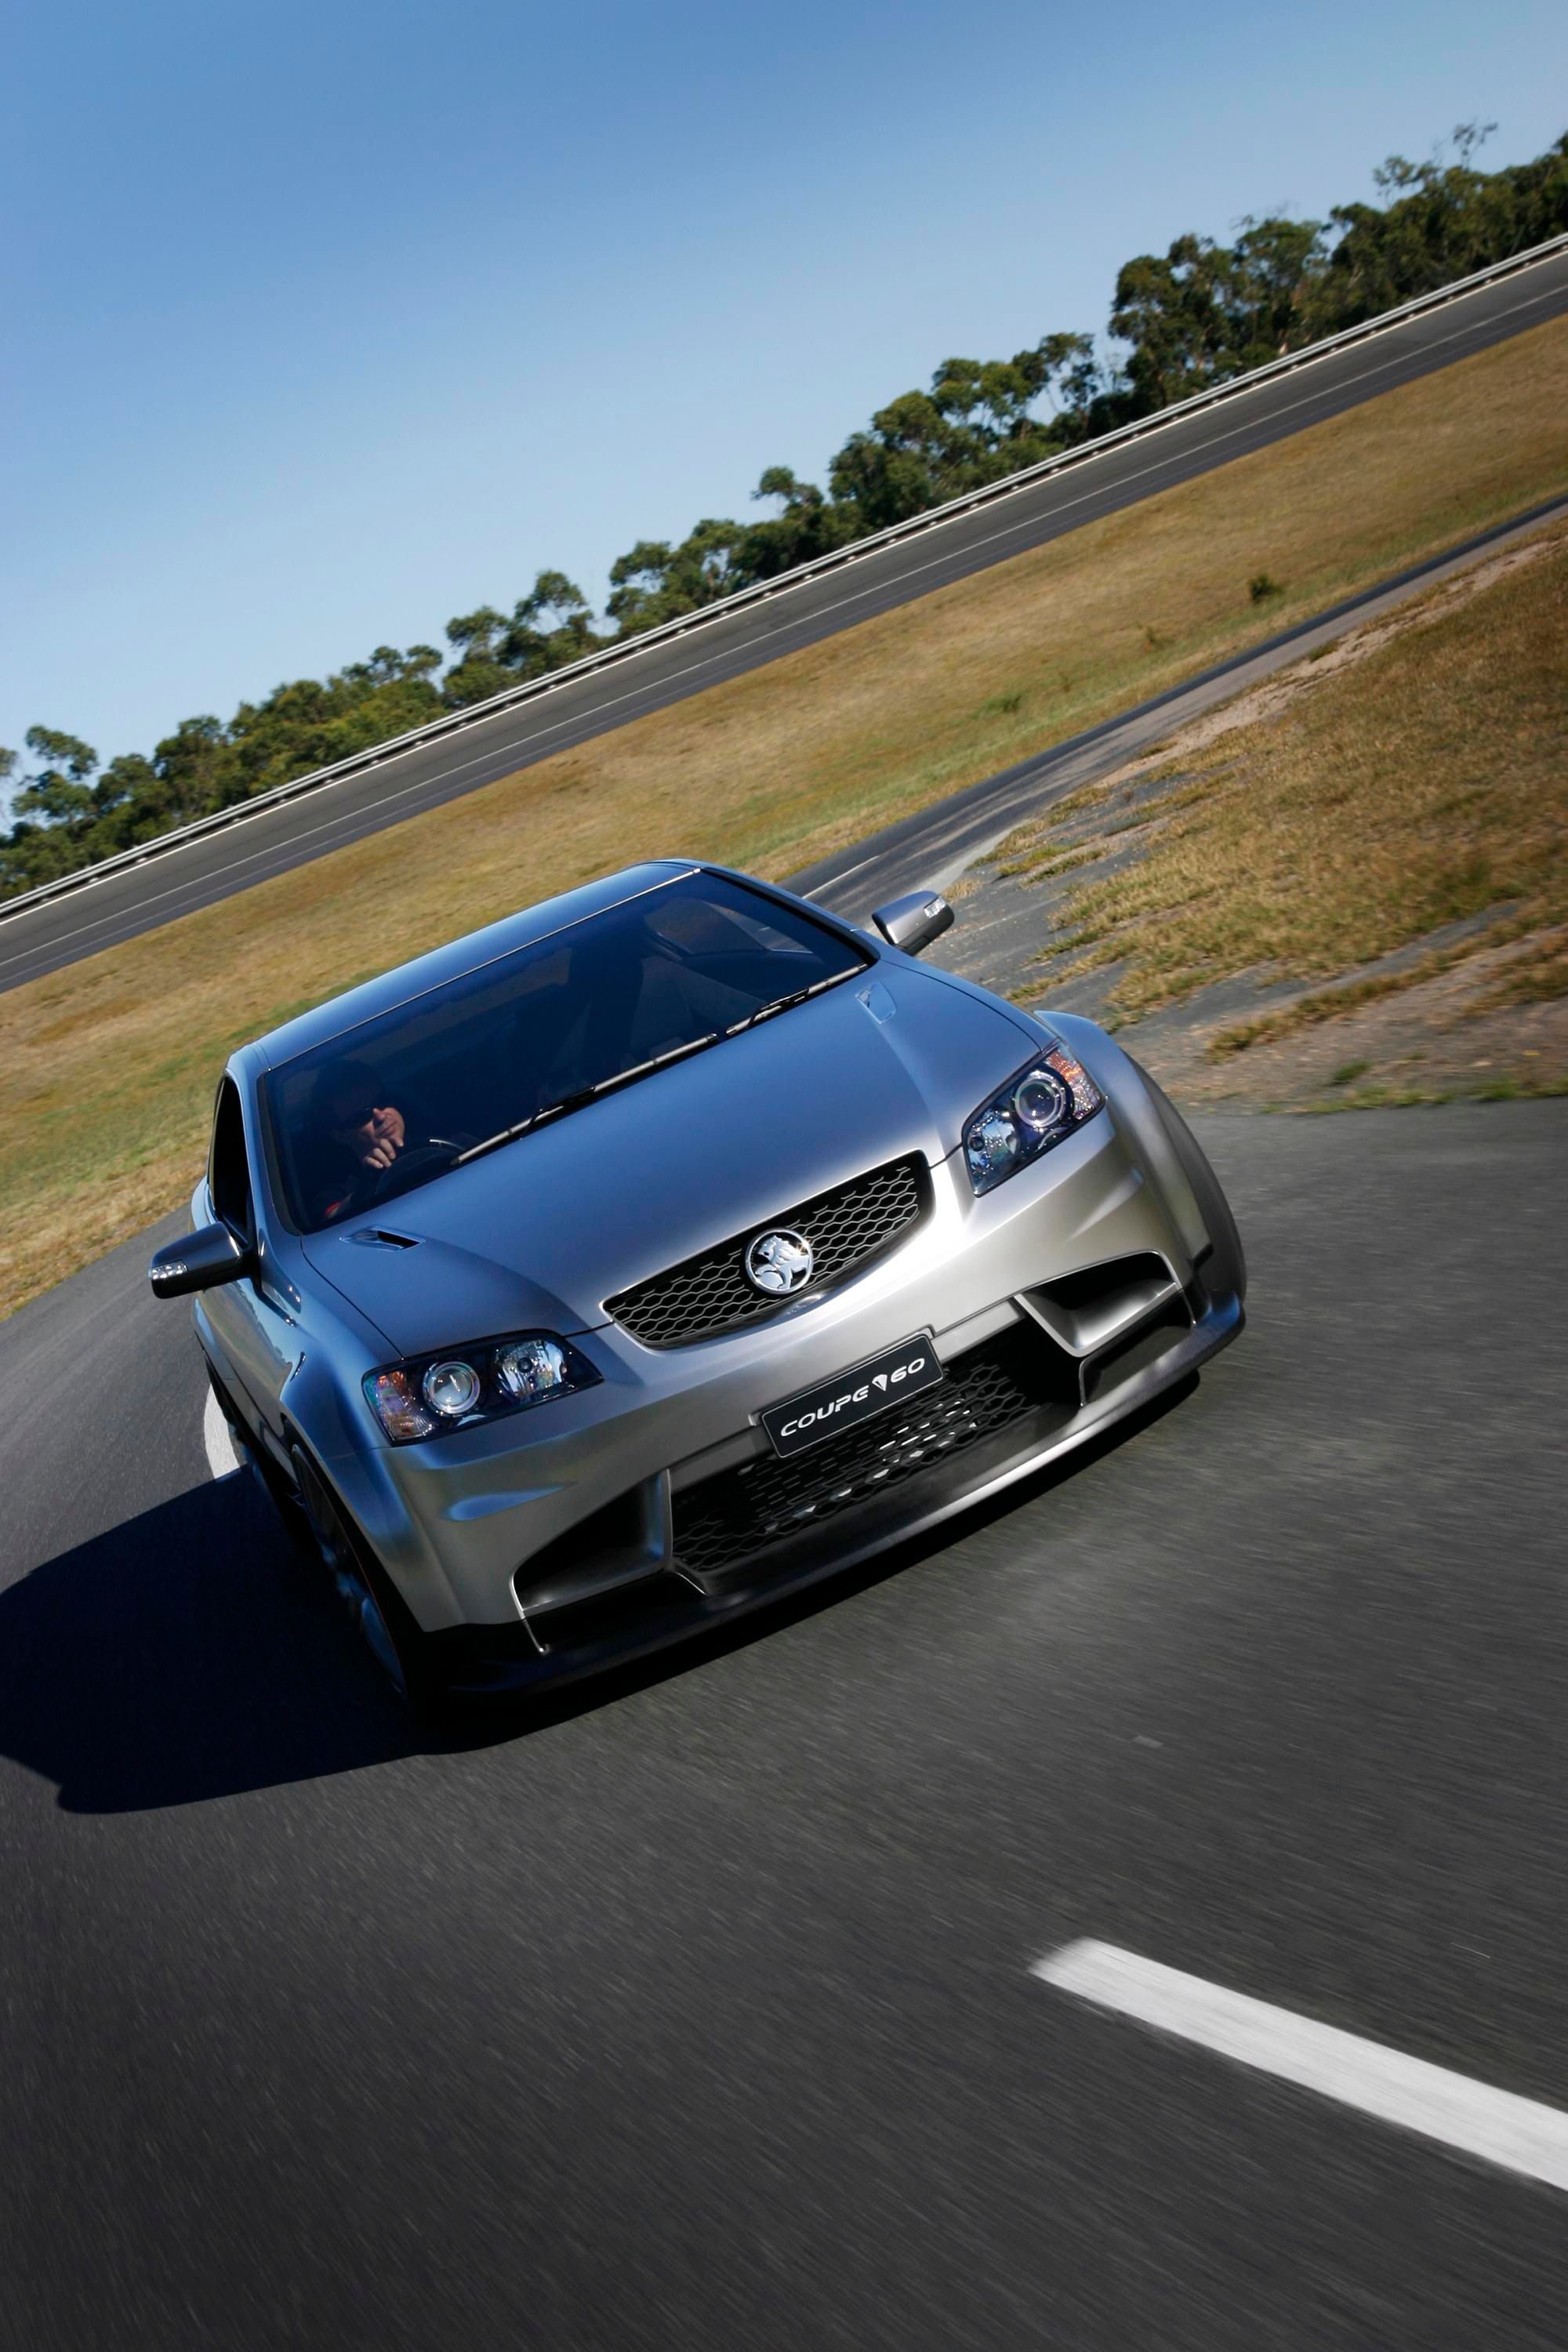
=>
[1126,1056,1247,1305]
[288,1446,442,1711]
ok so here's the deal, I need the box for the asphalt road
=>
[3,1096,1566,2349]
[5,241,1568,996]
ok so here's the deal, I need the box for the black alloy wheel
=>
[288,1444,441,1711]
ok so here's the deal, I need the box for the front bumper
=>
[319,1087,1240,1678]
[426,1271,1241,1696]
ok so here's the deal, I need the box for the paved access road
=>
[5,242,1567,996]
[3,1100,1565,2350]
[790,492,1568,924]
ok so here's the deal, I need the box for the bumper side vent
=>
[514,1477,671,1631]
[1080,1296,1194,1403]
[1022,1251,1181,1358]
[521,1574,699,1659]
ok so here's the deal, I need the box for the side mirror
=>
[871,887,954,956]
[148,1222,252,1300]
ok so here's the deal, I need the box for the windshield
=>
[263,871,869,1230]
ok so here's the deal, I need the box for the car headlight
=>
[363,1331,600,1444]
[962,1043,1104,1194]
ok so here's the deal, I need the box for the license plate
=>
[761,1333,943,1459]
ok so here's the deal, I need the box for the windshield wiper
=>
[596,1029,724,1094]
[454,1032,724,1170]
[455,1089,596,1167]
[725,967,858,1035]
[452,971,858,1174]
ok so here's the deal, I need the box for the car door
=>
[200,1076,303,1459]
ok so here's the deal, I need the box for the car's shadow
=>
[0,1469,427,1811]
[0,1380,1195,1813]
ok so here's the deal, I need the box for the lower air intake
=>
[672,1325,1075,1580]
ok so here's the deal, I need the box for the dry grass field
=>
[989,518,1568,1105]
[2,310,1566,1319]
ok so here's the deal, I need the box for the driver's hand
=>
[352,1104,406,1169]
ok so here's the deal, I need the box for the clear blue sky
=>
[4,0,1565,778]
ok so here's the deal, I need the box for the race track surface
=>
[3,1098,1566,2349]
[4,242,1567,996]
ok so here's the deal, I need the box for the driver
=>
[307,1061,457,1224]
[330,1092,408,1176]
[310,1061,408,1168]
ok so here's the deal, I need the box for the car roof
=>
[251,859,698,1069]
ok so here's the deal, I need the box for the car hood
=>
[300,963,1036,1356]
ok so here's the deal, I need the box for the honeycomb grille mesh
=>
[607,1154,927,1348]
[672,1330,1054,1579]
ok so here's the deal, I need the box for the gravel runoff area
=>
[926,515,1568,1116]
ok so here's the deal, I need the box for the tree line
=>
[5,123,1564,901]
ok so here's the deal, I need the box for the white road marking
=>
[202,1388,241,1481]
[804,854,877,899]
[1034,1940,1568,2194]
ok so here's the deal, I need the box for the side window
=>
[209,1078,254,1240]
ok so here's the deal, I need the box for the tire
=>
[288,1445,443,1712]
[205,1359,305,1531]
[1126,1056,1247,1305]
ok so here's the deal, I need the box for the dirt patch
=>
[1125,928,1568,1110]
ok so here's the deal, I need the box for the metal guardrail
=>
[5,227,1566,929]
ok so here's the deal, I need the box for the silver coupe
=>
[150,861,1245,1705]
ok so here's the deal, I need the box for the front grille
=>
[672,1326,1073,1579]
[607,1153,928,1348]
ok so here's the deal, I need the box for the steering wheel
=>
[349,1138,466,1211]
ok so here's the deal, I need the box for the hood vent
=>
[346,1226,422,1251]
